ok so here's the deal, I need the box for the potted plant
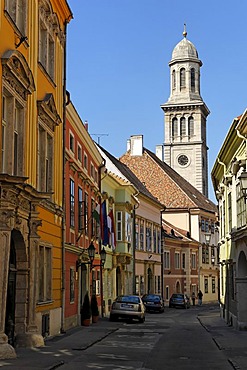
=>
[91,294,99,323]
[80,292,91,326]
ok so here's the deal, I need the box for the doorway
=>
[5,238,16,346]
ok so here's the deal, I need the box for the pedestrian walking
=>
[198,290,203,306]
[191,292,196,306]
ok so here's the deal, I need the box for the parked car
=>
[169,293,190,309]
[142,294,165,313]
[109,295,145,322]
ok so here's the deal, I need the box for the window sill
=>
[37,300,54,306]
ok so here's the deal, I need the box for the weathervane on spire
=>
[183,23,187,38]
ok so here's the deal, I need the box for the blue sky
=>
[66,1,247,202]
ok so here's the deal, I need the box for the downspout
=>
[132,192,140,294]
[99,159,106,317]
[160,207,166,301]
[61,19,69,334]
[217,157,228,322]
[236,130,247,168]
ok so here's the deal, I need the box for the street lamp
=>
[76,242,106,271]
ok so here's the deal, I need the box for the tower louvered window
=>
[191,68,195,92]
[180,117,186,137]
[172,117,178,138]
[180,68,186,88]
[188,116,194,138]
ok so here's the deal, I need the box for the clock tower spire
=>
[156,27,210,196]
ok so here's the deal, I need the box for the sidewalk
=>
[198,306,247,370]
[1,307,247,370]
[0,318,118,370]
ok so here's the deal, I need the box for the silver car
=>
[109,295,146,323]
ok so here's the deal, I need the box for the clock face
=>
[178,154,189,166]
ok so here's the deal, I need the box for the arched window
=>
[180,117,186,137]
[172,70,176,89]
[172,117,178,137]
[191,68,195,92]
[188,116,194,138]
[180,68,186,89]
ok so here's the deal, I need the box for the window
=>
[237,183,245,228]
[204,277,208,293]
[180,68,186,88]
[84,153,88,170]
[172,70,176,89]
[70,179,75,227]
[78,187,83,231]
[5,0,27,35]
[37,125,53,192]
[2,91,25,176]
[37,94,60,194]
[165,286,169,300]
[153,227,157,253]
[175,252,180,269]
[182,253,186,269]
[172,117,178,137]
[84,193,88,235]
[146,225,152,252]
[180,117,186,137]
[212,276,215,294]
[38,1,60,80]
[69,133,75,153]
[135,276,139,295]
[70,268,75,303]
[228,192,232,232]
[140,276,145,296]
[188,116,194,137]
[38,245,52,302]
[78,144,82,162]
[116,211,122,241]
[164,251,170,269]
[140,221,144,250]
[191,68,195,92]
[191,253,196,269]
[135,222,139,249]
[126,213,132,243]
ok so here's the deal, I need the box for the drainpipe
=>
[160,207,166,301]
[132,192,140,294]
[99,159,106,317]
[61,19,69,334]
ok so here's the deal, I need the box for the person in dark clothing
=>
[198,290,203,306]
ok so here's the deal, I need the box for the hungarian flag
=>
[92,203,101,223]
[101,200,109,246]
[107,209,116,249]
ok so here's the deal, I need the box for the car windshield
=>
[117,296,140,304]
[172,294,184,298]
[143,294,160,300]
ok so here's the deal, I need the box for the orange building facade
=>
[0,0,72,359]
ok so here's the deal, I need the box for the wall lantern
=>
[239,171,247,199]
[76,242,106,271]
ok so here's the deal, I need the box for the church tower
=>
[156,26,210,196]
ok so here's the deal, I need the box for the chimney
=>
[130,135,143,156]
[127,139,131,151]
[84,120,88,131]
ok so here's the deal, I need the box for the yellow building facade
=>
[0,0,72,359]
[212,110,247,329]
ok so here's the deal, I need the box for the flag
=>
[108,209,116,249]
[101,200,109,246]
[92,203,100,223]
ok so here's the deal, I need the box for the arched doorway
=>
[236,250,247,328]
[147,268,153,294]
[5,238,16,346]
[176,281,181,293]
[4,229,27,347]
[116,267,121,296]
